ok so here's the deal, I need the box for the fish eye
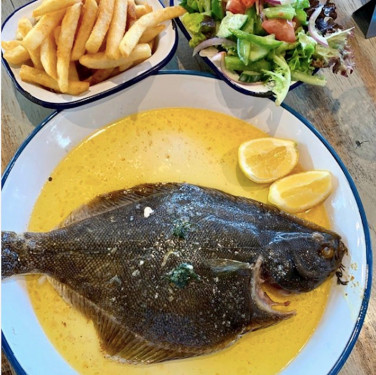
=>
[320,246,335,259]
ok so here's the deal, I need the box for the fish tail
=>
[1,231,39,279]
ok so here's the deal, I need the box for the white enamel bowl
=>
[1,72,372,375]
[1,0,179,108]
[171,0,319,98]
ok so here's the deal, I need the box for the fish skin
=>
[1,183,346,363]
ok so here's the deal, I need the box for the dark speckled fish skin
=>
[1,183,346,363]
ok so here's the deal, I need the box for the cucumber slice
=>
[249,42,269,62]
[230,28,283,48]
[211,0,224,21]
[263,6,296,21]
[242,6,256,33]
[237,38,251,65]
[224,56,272,72]
[217,12,248,38]
[239,71,262,83]
[237,39,269,63]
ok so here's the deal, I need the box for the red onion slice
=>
[210,51,226,63]
[192,38,236,56]
[308,5,329,47]
[265,0,297,4]
[256,0,261,15]
[264,0,282,5]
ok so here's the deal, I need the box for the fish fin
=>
[96,314,194,364]
[204,258,252,274]
[58,183,181,228]
[48,277,196,363]
[47,277,101,323]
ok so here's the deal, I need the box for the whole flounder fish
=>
[2,183,347,364]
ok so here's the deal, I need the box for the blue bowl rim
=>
[1,0,180,109]
[1,70,372,375]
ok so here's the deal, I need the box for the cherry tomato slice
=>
[226,0,246,14]
[262,19,296,43]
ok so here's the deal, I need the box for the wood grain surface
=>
[1,1,375,374]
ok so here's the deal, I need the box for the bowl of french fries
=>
[1,0,186,108]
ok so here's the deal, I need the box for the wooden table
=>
[2,1,375,374]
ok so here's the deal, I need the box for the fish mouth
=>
[338,240,348,260]
[249,257,295,329]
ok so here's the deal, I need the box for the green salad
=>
[180,0,354,104]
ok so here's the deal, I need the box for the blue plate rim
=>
[1,0,180,109]
[1,70,372,375]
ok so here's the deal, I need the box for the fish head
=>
[264,230,347,293]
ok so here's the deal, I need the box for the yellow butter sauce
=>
[27,108,331,375]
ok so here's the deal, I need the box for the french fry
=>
[119,6,186,57]
[86,68,115,85]
[57,3,82,93]
[85,0,116,54]
[117,46,153,72]
[32,0,82,18]
[80,43,151,69]
[40,34,58,79]
[68,61,80,80]
[147,39,154,52]
[1,40,22,50]
[26,45,44,70]
[71,0,98,61]
[105,0,128,59]
[54,26,61,46]
[16,17,33,40]
[126,0,137,30]
[7,0,178,96]
[3,45,30,65]
[135,4,153,18]
[118,57,147,72]
[23,9,66,51]
[139,24,165,43]
[118,61,133,72]
[20,64,89,95]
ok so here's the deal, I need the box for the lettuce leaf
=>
[312,28,354,76]
[287,30,316,74]
[263,54,291,106]
[180,0,211,13]
[181,13,216,47]
[307,0,341,35]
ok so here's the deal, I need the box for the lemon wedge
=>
[238,137,299,183]
[268,170,333,213]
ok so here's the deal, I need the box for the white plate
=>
[1,0,179,109]
[1,72,372,375]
